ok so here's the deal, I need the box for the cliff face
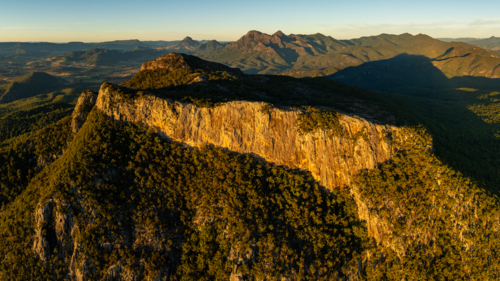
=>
[7,53,498,281]
[71,90,98,134]
[95,84,410,190]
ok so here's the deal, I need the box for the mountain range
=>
[0,52,499,280]
[0,39,207,59]
[1,29,500,280]
[439,36,500,51]
[195,31,500,77]
[4,32,500,79]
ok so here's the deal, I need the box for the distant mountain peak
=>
[273,30,285,37]
[105,39,142,44]
[235,30,273,45]
[246,30,264,36]
[197,40,225,51]
[120,53,243,89]
[177,36,201,48]
[137,53,242,76]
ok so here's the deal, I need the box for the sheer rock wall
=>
[95,84,409,191]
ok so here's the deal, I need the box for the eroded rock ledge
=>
[94,83,415,190]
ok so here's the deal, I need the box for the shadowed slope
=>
[0,72,65,104]
[329,54,500,190]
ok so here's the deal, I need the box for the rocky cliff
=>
[20,54,500,280]
[94,82,414,190]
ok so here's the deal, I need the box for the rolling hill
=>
[0,72,66,104]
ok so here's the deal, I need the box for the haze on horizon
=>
[1,0,500,42]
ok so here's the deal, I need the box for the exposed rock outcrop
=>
[71,89,98,134]
[33,200,55,264]
[33,200,76,265]
[94,83,416,190]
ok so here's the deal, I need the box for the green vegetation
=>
[0,87,89,118]
[121,68,236,90]
[352,128,500,279]
[0,110,374,280]
[297,107,344,137]
[0,72,65,104]
[197,31,497,76]
[0,115,72,207]
[468,91,500,124]
[0,102,73,143]
[54,48,166,67]
[0,40,146,59]
[1,47,500,280]
[1,95,498,280]
[453,36,500,51]
[118,62,383,114]
[329,53,500,193]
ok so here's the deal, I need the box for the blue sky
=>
[1,0,499,42]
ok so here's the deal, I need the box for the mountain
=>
[468,36,500,51]
[328,47,500,188]
[0,40,179,59]
[328,45,500,91]
[48,48,168,67]
[433,45,500,78]
[0,72,66,103]
[440,36,500,51]
[7,32,500,87]
[197,40,225,51]
[197,31,495,75]
[163,37,224,53]
[438,37,481,43]
[199,30,350,74]
[92,39,145,50]
[177,36,201,49]
[1,53,500,280]
[142,40,182,47]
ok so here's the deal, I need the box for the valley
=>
[0,31,500,280]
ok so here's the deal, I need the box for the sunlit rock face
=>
[95,83,410,191]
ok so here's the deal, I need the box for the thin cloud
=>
[326,18,500,31]
[2,26,42,30]
[315,18,500,38]
[470,18,500,26]
[340,19,463,31]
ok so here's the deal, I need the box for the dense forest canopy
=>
[0,51,499,280]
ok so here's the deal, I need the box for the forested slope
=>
[0,53,499,280]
